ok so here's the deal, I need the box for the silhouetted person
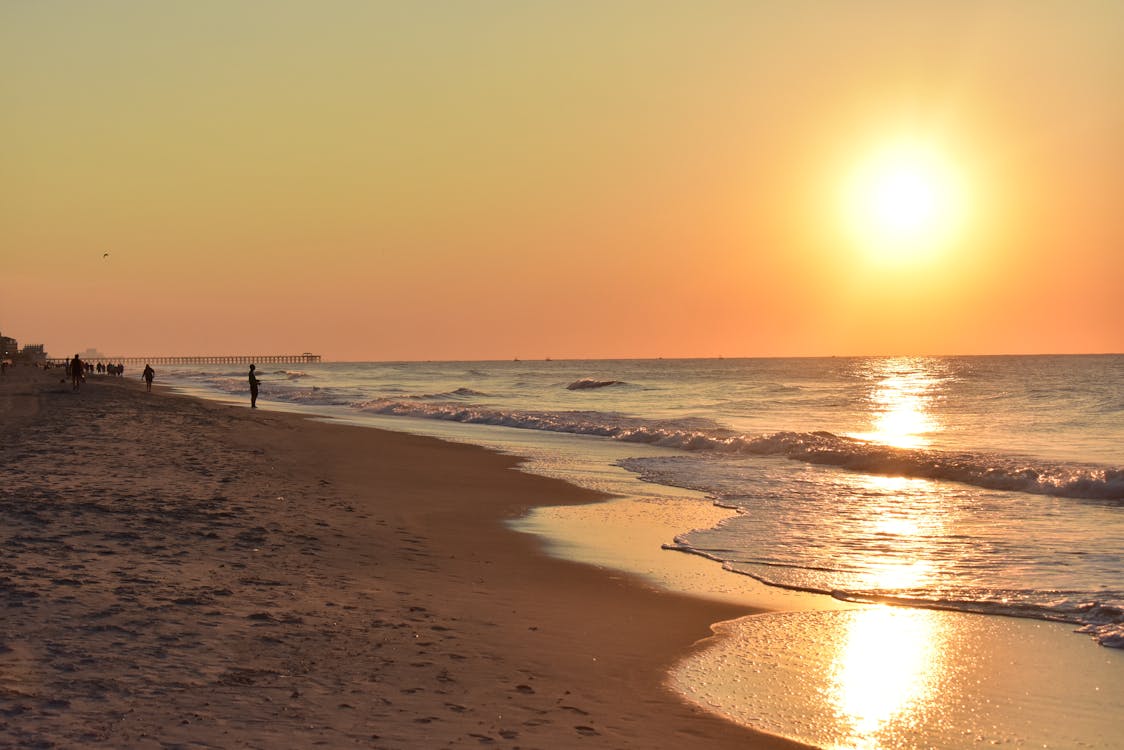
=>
[142,364,155,392]
[70,354,83,391]
[248,364,261,408]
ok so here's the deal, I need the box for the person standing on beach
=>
[142,363,155,392]
[248,364,261,408]
[70,354,84,391]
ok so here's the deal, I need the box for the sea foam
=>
[353,400,1124,501]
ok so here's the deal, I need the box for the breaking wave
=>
[412,387,489,400]
[566,378,627,390]
[354,400,1124,501]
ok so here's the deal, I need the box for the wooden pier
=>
[48,354,321,366]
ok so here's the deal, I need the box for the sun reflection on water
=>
[852,358,945,449]
[826,469,950,747]
[859,558,934,591]
[845,474,945,593]
[827,606,947,749]
[671,604,1120,750]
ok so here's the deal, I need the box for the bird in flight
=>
[103,252,110,259]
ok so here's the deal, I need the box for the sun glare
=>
[842,140,968,263]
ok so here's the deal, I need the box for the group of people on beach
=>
[65,354,262,407]
[65,356,128,391]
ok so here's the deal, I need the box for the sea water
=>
[160,355,1124,649]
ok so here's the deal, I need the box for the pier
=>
[48,354,321,366]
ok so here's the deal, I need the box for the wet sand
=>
[0,366,805,749]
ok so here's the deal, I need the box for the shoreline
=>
[0,367,805,748]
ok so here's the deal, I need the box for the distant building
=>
[80,347,107,361]
[0,334,47,363]
[0,334,17,361]
[20,344,47,363]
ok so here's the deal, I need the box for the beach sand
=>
[0,366,805,749]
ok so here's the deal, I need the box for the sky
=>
[2,1,1122,361]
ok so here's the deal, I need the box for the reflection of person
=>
[142,364,155,392]
[70,354,84,392]
[248,364,261,408]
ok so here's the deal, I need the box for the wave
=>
[566,378,627,391]
[729,431,1124,501]
[352,400,1124,501]
[411,387,489,400]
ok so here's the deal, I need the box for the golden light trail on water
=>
[827,607,947,749]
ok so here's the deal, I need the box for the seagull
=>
[102,252,110,259]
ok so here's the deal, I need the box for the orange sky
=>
[2,2,1121,361]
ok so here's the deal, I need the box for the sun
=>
[867,163,941,236]
[841,140,968,262]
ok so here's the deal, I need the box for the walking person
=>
[142,363,155,392]
[70,354,84,392]
[248,363,261,408]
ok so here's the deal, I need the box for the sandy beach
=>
[0,366,803,749]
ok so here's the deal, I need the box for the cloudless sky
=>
[3,1,1121,360]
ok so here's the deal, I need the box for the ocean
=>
[158,355,1124,651]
